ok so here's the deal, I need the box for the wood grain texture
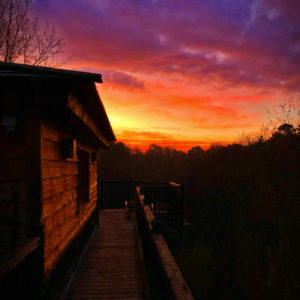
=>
[0,159,28,180]
[0,237,40,280]
[67,92,110,148]
[41,118,99,280]
[67,209,147,300]
[0,112,41,256]
[153,234,194,300]
[137,188,194,300]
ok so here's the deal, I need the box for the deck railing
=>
[100,181,193,299]
[100,181,184,225]
[136,186,194,300]
[140,182,184,226]
[99,181,133,209]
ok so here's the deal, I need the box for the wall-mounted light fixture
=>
[1,115,17,133]
[62,139,75,158]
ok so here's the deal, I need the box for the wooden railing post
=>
[136,186,194,300]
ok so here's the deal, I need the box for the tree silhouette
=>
[0,0,66,66]
[277,123,296,135]
[99,126,299,299]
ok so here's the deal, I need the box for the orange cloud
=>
[119,139,229,153]
[33,0,300,151]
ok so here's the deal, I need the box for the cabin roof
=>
[0,62,116,144]
[0,61,102,82]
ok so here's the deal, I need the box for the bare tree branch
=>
[266,95,300,134]
[0,0,67,66]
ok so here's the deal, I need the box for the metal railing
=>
[99,181,134,209]
[140,183,184,226]
[100,181,184,225]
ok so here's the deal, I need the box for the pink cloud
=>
[31,0,300,148]
[103,70,145,90]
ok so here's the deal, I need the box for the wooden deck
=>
[67,209,147,300]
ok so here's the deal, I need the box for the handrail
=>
[136,187,194,300]
[138,183,184,225]
[100,182,184,225]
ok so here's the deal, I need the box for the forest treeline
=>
[100,123,300,300]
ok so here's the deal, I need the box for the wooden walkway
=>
[67,209,147,300]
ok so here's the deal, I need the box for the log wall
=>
[41,119,98,280]
[0,113,40,256]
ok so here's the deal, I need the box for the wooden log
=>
[41,139,61,160]
[42,160,78,179]
[62,161,78,176]
[44,204,96,279]
[0,168,28,180]
[0,237,40,281]
[42,187,77,219]
[136,186,194,300]
[41,119,63,143]
[153,234,194,300]
[0,139,26,158]
[42,175,78,199]
[67,92,109,147]
[143,206,155,232]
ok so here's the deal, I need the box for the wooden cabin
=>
[0,62,116,298]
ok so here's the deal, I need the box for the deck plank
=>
[67,209,146,299]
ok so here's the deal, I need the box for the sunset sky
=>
[32,0,300,151]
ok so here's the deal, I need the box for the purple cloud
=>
[32,0,300,91]
[103,70,145,90]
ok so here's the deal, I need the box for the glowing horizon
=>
[33,0,300,151]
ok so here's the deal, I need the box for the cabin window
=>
[61,138,75,158]
[78,149,90,208]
